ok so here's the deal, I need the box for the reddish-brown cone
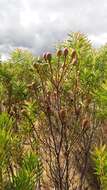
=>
[60,108,66,120]
[46,52,52,63]
[43,53,47,61]
[47,105,51,113]
[33,62,37,68]
[57,49,62,57]
[75,107,81,116]
[82,119,89,128]
[85,96,91,105]
[21,109,27,115]
[71,49,76,59]
[27,83,33,89]
[63,48,69,57]
[72,57,78,65]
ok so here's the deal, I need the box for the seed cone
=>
[33,62,37,68]
[75,107,81,116]
[82,119,89,128]
[71,49,76,59]
[27,83,33,89]
[46,52,52,63]
[86,96,91,104]
[46,105,51,113]
[43,53,47,61]
[63,48,69,57]
[60,108,66,120]
[72,57,78,65]
[57,49,62,57]
[21,109,27,115]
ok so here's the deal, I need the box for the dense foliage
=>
[0,32,107,189]
[92,144,107,190]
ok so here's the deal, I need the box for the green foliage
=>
[9,152,42,190]
[0,112,42,190]
[0,112,13,130]
[92,144,107,190]
[0,113,12,166]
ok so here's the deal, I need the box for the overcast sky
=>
[0,0,107,58]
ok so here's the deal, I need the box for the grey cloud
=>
[0,0,107,59]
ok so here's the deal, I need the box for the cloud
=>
[0,0,107,59]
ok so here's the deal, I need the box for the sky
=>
[0,0,107,59]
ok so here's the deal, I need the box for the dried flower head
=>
[71,49,77,59]
[82,119,89,128]
[72,57,78,65]
[57,49,62,57]
[63,48,69,57]
[60,108,66,120]
[46,52,52,63]
[33,62,37,68]
[43,53,47,61]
